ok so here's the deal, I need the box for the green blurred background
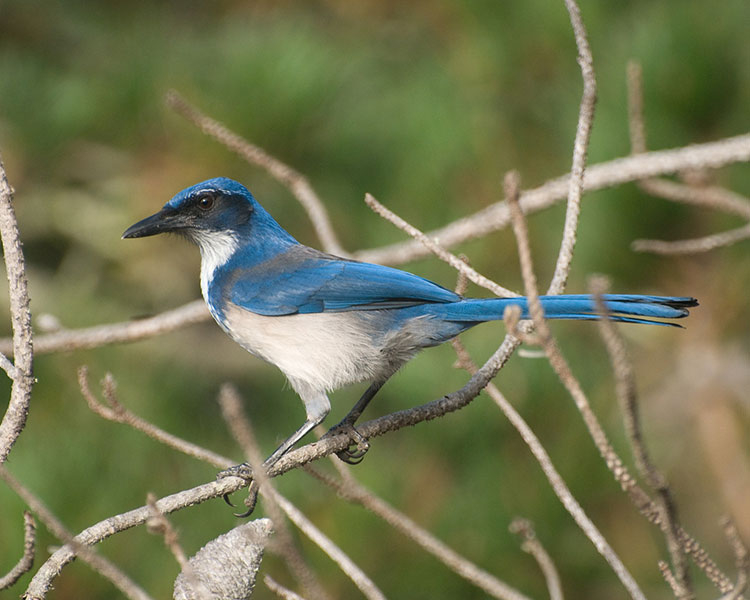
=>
[1,0,749,598]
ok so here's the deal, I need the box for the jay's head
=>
[122,178,258,242]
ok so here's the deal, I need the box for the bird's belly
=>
[220,304,403,393]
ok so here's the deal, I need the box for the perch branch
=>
[33,328,522,595]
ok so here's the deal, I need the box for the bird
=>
[123,177,696,479]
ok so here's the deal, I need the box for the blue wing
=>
[224,245,460,316]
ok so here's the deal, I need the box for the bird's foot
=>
[216,462,259,517]
[326,422,370,464]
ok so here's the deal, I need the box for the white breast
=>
[221,304,395,395]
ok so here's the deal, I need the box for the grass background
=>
[0,0,749,598]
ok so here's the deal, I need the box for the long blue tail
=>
[431,294,698,327]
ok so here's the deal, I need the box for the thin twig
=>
[0,350,20,380]
[626,61,648,155]
[145,493,190,569]
[145,494,213,600]
[632,223,750,255]
[265,575,309,600]
[659,560,685,598]
[0,511,36,591]
[718,517,748,600]
[356,133,750,266]
[365,193,518,297]
[627,59,750,255]
[165,90,345,256]
[0,300,209,357]
[636,179,750,221]
[24,475,245,598]
[271,490,387,600]
[507,174,732,593]
[0,465,155,600]
[0,155,34,464]
[505,171,646,600]
[305,465,531,600]
[509,518,564,600]
[79,366,232,467]
[591,277,692,598]
[547,0,597,295]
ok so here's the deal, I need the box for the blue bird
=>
[123,177,696,474]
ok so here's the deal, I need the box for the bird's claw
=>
[234,481,260,518]
[217,463,257,515]
[327,423,370,464]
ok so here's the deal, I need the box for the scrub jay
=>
[123,177,696,473]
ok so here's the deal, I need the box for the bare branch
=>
[271,490,387,600]
[636,178,750,221]
[79,366,232,468]
[0,511,36,591]
[632,223,750,255]
[506,170,647,600]
[452,336,644,600]
[0,155,34,464]
[547,0,597,294]
[627,59,750,256]
[364,192,518,297]
[591,277,692,598]
[626,61,648,155]
[0,465,155,600]
[265,575,308,600]
[658,560,684,598]
[145,494,191,570]
[506,183,732,592]
[165,90,345,256]
[305,464,530,600]
[356,133,750,266]
[718,517,748,600]
[509,518,564,600]
[24,475,245,598]
[0,300,209,358]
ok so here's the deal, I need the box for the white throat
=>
[194,230,240,301]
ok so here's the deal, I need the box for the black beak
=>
[122,208,190,239]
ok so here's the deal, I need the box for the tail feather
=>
[430,294,698,327]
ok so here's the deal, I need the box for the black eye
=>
[197,193,215,211]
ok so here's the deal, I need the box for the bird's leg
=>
[325,380,385,464]
[219,392,331,516]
